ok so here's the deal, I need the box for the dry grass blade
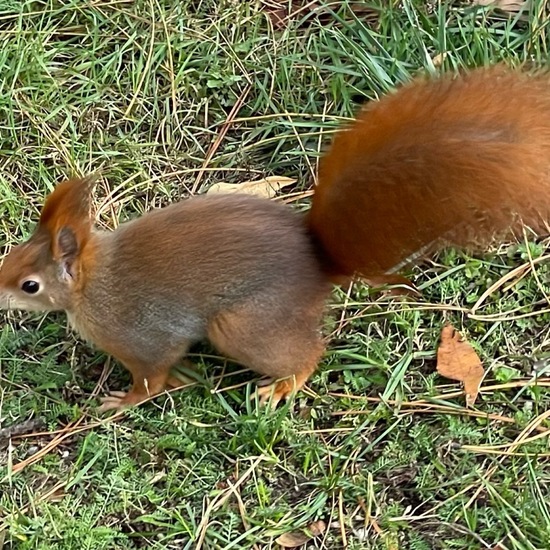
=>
[461,409,550,513]
[192,85,252,194]
[194,455,268,550]
[470,255,550,313]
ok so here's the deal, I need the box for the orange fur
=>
[39,175,97,260]
[309,66,550,279]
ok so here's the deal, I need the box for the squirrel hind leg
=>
[208,302,326,407]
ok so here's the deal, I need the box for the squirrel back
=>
[309,66,550,279]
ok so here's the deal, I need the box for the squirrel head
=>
[0,175,97,312]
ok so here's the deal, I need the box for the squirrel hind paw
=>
[97,390,142,412]
[255,377,301,409]
[98,393,128,413]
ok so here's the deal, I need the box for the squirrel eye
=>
[21,280,40,294]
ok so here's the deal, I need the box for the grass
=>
[1,0,550,548]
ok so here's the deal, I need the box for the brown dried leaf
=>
[437,324,484,407]
[206,176,295,199]
[473,0,528,13]
[276,520,326,548]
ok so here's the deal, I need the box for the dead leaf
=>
[276,520,326,548]
[206,176,295,199]
[473,0,528,13]
[436,324,485,407]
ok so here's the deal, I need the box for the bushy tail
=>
[308,66,550,281]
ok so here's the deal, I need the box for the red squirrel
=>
[1,66,550,411]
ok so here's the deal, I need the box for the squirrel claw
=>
[98,391,130,412]
[254,378,297,409]
[98,397,125,412]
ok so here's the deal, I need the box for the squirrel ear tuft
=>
[39,175,98,266]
